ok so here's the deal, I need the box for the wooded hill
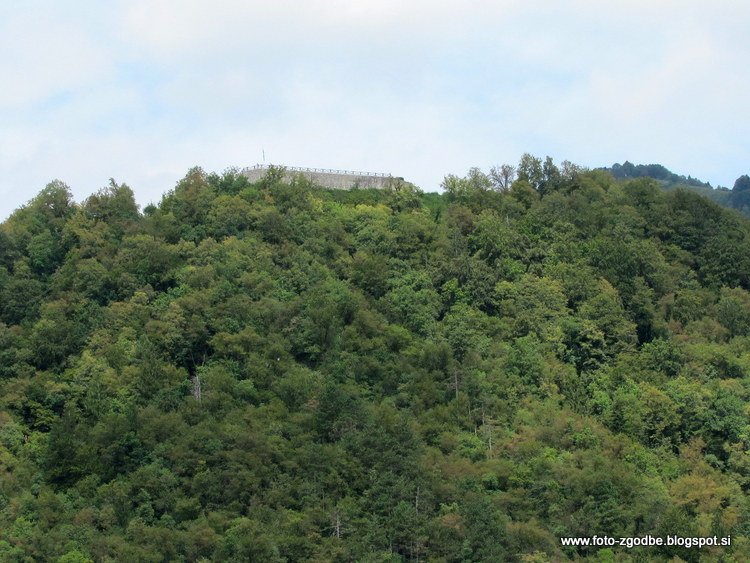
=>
[601,161,750,218]
[1,158,750,561]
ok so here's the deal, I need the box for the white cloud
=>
[0,4,115,108]
[1,0,749,218]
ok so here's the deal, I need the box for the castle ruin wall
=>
[242,165,399,190]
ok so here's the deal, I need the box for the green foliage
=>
[1,160,750,561]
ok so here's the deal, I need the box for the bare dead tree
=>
[489,164,516,190]
[191,373,202,403]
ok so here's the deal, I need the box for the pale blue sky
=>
[1,0,748,218]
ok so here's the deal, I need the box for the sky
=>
[1,0,748,219]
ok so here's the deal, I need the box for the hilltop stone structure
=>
[241,164,401,190]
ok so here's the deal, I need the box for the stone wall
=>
[241,165,400,190]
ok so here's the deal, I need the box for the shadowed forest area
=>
[1,158,750,561]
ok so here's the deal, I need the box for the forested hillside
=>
[1,160,750,561]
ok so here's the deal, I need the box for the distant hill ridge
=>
[600,161,750,218]
[603,161,712,189]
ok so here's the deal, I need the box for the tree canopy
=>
[1,160,750,561]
